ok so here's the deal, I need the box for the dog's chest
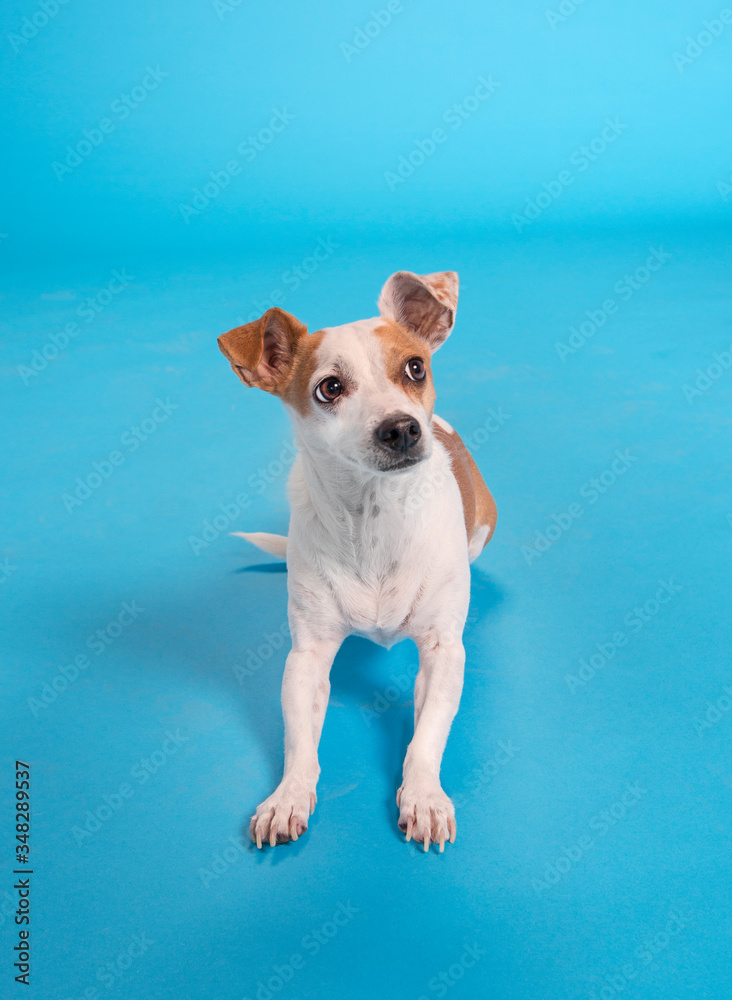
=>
[288,450,466,643]
[314,499,440,643]
[328,555,423,644]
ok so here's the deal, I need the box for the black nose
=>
[374,413,422,453]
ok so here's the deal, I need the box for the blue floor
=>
[2,226,731,999]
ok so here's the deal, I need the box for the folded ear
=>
[217,308,307,393]
[378,270,458,351]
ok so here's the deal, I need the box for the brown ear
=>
[217,308,307,394]
[377,270,458,351]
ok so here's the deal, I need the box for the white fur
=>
[468,523,491,561]
[244,273,476,851]
[231,531,286,558]
[433,414,455,434]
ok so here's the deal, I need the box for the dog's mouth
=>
[370,450,428,474]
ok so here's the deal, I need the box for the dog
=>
[218,270,497,851]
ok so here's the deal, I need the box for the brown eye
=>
[315,376,343,403]
[405,357,425,382]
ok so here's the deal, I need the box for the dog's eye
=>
[405,357,426,382]
[315,377,344,403]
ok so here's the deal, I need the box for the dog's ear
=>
[378,270,458,351]
[217,308,308,393]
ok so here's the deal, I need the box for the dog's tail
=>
[231,531,287,560]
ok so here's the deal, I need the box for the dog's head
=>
[218,270,458,474]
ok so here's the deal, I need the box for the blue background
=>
[2,1,731,998]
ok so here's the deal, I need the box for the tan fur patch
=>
[433,422,497,550]
[373,320,436,416]
[281,329,326,416]
[218,308,309,396]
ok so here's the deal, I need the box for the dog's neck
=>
[297,435,429,508]
[291,430,441,565]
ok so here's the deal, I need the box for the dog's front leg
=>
[397,629,465,851]
[250,638,341,848]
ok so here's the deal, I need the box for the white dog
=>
[218,270,496,851]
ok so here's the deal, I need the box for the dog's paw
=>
[249,780,316,849]
[396,776,456,852]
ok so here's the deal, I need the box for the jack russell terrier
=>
[218,270,497,852]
